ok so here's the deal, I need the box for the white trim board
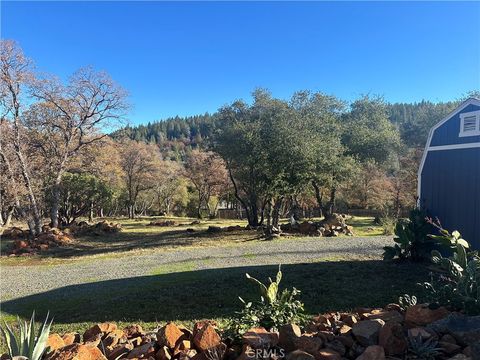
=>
[427,142,480,151]
[417,97,480,202]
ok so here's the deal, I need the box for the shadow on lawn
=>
[34,228,263,259]
[2,260,428,323]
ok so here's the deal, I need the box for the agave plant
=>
[0,312,53,360]
[407,333,442,360]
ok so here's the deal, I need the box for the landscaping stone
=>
[293,335,323,355]
[355,345,385,360]
[157,322,185,349]
[107,343,134,360]
[315,349,341,360]
[47,334,66,352]
[428,314,480,346]
[278,324,302,352]
[156,346,172,360]
[352,320,385,346]
[242,327,279,349]
[124,325,144,339]
[62,332,81,346]
[378,322,407,355]
[45,343,106,360]
[405,304,449,327]
[285,350,315,360]
[83,323,117,342]
[192,323,221,351]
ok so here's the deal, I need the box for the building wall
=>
[421,148,479,248]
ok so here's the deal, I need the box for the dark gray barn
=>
[418,97,480,249]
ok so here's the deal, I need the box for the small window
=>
[459,110,480,137]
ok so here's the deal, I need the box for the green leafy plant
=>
[419,225,480,315]
[407,333,442,360]
[229,266,306,337]
[383,208,434,261]
[0,312,53,360]
[398,294,417,311]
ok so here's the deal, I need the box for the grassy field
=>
[1,215,411,352]
[0,215,384,266]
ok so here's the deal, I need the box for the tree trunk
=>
[325,187,337,219]
[89,201,94,222]
[50,179,61,228]
[312,180,324,218]
[3,207,15,227]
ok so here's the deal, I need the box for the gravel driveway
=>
[1,236,391,301]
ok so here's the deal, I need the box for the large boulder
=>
[45,343,106,360]
[83,323,117,342]
[278,324,302,352]
[192,323,221,351]
[242,327,279,349]
[157,322,185,349]
[378,322,407,355]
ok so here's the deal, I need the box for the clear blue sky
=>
[2,1,480,125]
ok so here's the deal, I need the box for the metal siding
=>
[421,148,480,249]
[430,104,480,146]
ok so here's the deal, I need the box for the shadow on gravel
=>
[2,260,428,323]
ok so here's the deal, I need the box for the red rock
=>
[378,322,407,355]
[285,350,315,360]
[124,325,144,339]
[156,346,172,360]
[352,320,385,346]
[325,339,346,356]
[355,345,385,360]
[47,334,66,351]
[340,315,358,327]
[157,322,185,349]
[364,310,403,323]
[83,323,118,342]
[192,323,221,351]
[315,349,341,360]
[339,325,352,335]
[278,324,302,352]
[45,343,106,360]
[384,304,402,312]
[107,344,133,360]
[127,342,155,359]
[293,335,323,355]
[62,332,80,346]
[405,304,449,327]
[407,327,434,339]
[242,327,279,349]
[336,335,354,348]
[103,329,126,348]
[173,340,192,355]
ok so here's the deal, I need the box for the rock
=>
[45,343,106,360]
[339,325,352,335]
[179,349,198,360]
[242,327,279,349]
[408,327,434,339]
[285,350,315,360]
[83,323,117,342]
[107,344,134,360]
[124,325,144,339]
[192,323,221,352]
[62,332,80,346]
[278,324,302,352]
[207,226,222,233]
[442,334,458,344]
[173,340,192,355]
[157,322,185,349]
[428,314,480,346]
[405,304,449,327]
[325,339,346,356]
[127,342,155,359]
[47,334,66,352]
[103,330,126,348]
[315,349,341,360]
[384,304,402,312]
[364,310,403,323]
[448,355,469,360]
[352,320,385,346]
[293,335,323,355]
[355,345,385,360]
[439,341,462,355]
[378,322,407,355]
[340,315,357,327]
[156,346,172,360]
[336,335,354,348]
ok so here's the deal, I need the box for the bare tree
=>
[28,66,128,227]
[0,40,43,235]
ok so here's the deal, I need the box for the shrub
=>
[383,208,434,261]
[419,227,480,315]
[0,312,52,360]
[228,266,306,337]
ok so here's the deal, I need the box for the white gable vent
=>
[459,110,480,136]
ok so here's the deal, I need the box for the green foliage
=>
[383,208,434,261]
[229,266,306,336]
[419,229,480,315]
[398,294,417,311]
[407,333,442,360]
[0,312,52,360]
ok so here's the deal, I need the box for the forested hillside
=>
[112,100,460,152]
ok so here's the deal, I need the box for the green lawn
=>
[1,257,427,341]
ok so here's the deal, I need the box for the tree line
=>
[1,39,476,236]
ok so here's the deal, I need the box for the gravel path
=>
[1,236,391,301]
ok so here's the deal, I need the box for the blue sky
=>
[2,1,480,125]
